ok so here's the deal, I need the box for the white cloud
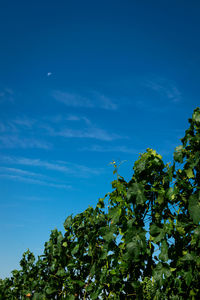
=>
[41,116,124,141]
[40,116,124,141]
[144,77,181,103]
[0,116,51,149]
[18,196,52,202]
[0,167,46,178]
[0,165,72,189]
[0,121,18,133]
[43,114,91,125]
[12,117,36,128]
[53,127,122,141]
[52,90,118,110]
[0,123,6,133]
[0,88,14,103]
[66,115,81,121]
[92,92,118,110]
[0,112,123,153]
[0,173,71,190]
[53,91,93,108]
[80,144,142,154]
[15,157,71,172]
[65,115,91,125]
[0,135,51,149]
[1,156,103,178]
[55,160,102,176]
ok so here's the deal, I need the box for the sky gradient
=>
[0,0,200,278]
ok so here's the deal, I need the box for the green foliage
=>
[142,277,155,300]
[0,108,200,299]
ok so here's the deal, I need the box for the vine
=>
[0,108,200,299]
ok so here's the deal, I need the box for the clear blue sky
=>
[0,0,199,278]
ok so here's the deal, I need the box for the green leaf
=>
[64,215,73,229]
[100,249,108,260]
[90,263,96,276]
[150,224,161,236]
[66,296,75,300]
[46,287,57,295]
[159,240,168,261]
[97,197,105,208]
[185,168,194,179]
[184,270,193,286]
[32,293,46,300]
[75,280,85,287]
[56,268,66,277]
[150,224,165,243]
[103,231,115,243]
[192,110,200,123]
[91,289,101,299]
[71,244,79,255]
[127,182,146,205]
[181,252,195,261]
[108,206,121,224]
[176,226,185,235]
[62,241,67,247]
[174,145,184,163]
[127,241,135,253]
[126,239,140,260]
[153,263,171,286]
[188,194,200,224]
[166,187,175,201]
[157,192,164,204]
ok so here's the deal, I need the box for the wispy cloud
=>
[65,115,91,125]
[0,115,51,149]
[40,117,123,141]
[1,112,123,150]
[66,115,81,121]
[9,157,71,172]
[0,135,51,149]
[92,91,118,110]
[0,116,122,152]
[0,165,71,189]
[143,77,181,103]
[0,167,47,178]
[12,117,36,128]
[51,127,122,141]
[0,173,71,189]
[1,156,103,178]
[42,114,91,125]
[53,91,93,108]
[55,160,102,176]
[52,90,118,110]
[0,88,14,103]
[0,122,7,133]
[18,196,53,202]
[0,121,18,133]
[80,144,142,154]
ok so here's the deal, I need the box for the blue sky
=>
[0,0,200,278]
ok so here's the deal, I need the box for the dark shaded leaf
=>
[188,193,200,224]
